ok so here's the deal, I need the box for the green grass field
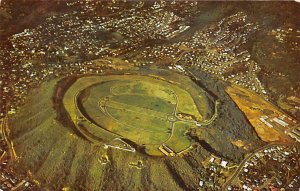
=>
[165,121,193,153]
[62,72,211,156]
[111,94,174,114]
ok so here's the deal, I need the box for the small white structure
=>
[273,118,289,127]
[221,160,228,168]
[199,180,204,187]
[259,116,273,128]
[175,65,184,72]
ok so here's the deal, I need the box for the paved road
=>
[184,68,220,125]
[0,116,16,161]
[222,142,293,191]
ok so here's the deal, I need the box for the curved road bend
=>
[222,142,294,191]
[1,116,16,161]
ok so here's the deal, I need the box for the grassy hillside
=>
[8,78,188,190]
[7,70,264,190]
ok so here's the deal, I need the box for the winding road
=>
[0,116,16,161]
[222,142,293,191]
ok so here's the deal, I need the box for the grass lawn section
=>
[106,107,169,132]
[62,72,209,153]
[111,94,174,115]
[85,80,130,101]
[131,77,202,120]
[145,145,165,156]
[111,80,176,104]
[81,82,113,119]
[106,107,171,145]
[165,121,192,153]
[80,120,118,141]
[105,99,170,120]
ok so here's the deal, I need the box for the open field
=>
[226,84,295,143]
[164,121,193,153]
[61,70,212,156]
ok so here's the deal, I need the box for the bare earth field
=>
[226,84,295,143]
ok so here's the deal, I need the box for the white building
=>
[259,116,273,128]
[273,118,289,127]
